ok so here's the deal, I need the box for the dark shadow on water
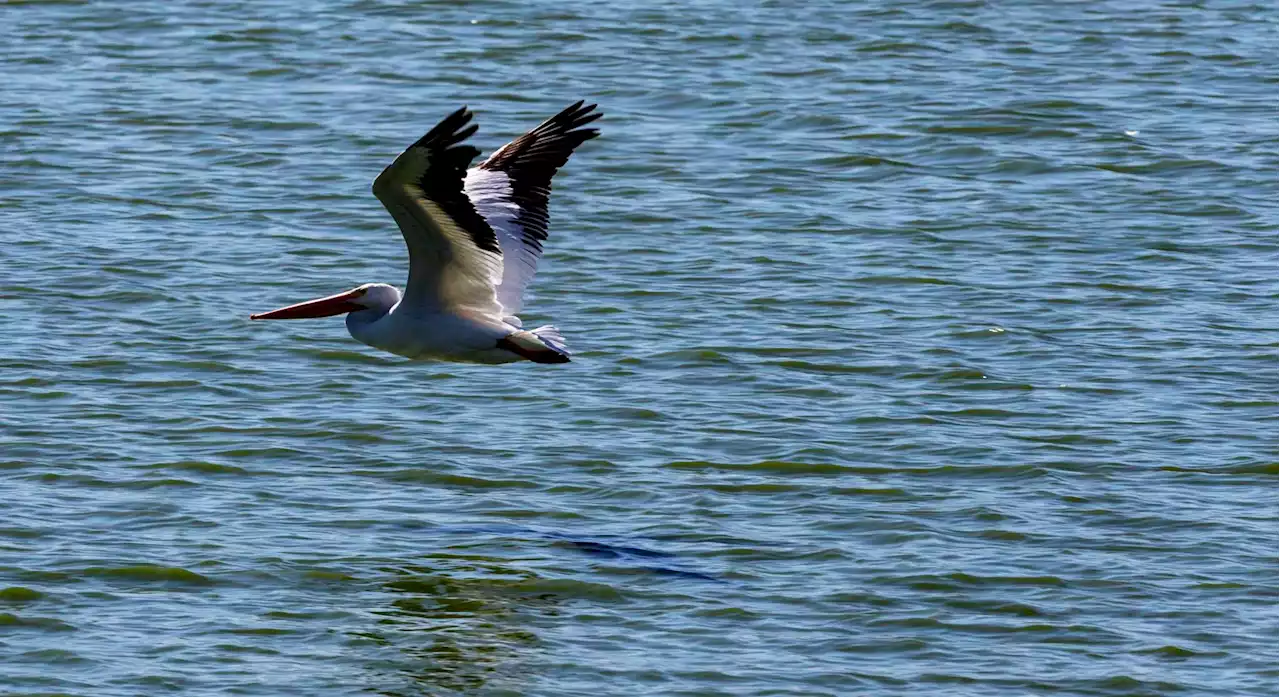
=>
[555,538,670,559]
[444,523,726,583]
[549,538,723,582]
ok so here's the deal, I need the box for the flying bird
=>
[251,101,602,364]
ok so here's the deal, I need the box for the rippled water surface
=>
[2,1,1277,695]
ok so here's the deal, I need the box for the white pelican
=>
[251,101,602,364]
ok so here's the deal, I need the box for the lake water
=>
[2,1,1277,695]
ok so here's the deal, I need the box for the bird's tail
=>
[499,326,571,364]
[531,325,570,355]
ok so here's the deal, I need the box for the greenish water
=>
[2,1,1277,695]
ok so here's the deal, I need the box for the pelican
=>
[251,101,602,364]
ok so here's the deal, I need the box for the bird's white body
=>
[251,102,601,365]
[341,286,521,364]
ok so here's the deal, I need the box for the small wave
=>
[138,460,251,476]
[0,612,75,632]
[81,565,217,586]
[0,587,45,602]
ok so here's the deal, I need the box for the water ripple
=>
[1,0,1276,695]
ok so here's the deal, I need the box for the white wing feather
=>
[464,168,539,317]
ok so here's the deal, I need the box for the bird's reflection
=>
[363,528,720,694]
[365,551,556,696]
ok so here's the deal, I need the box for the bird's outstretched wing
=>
[463,101,601,317]
[373,107,504,316]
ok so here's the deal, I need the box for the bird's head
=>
[250,283,400,320]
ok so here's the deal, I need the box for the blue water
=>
[2,1,1277,695]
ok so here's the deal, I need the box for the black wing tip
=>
[453,144,483,163]
[452,122,479,145]
[446,101,602,142]
[427,102,601,145]
[555,100,603,131]
[473,100,602,176]
[437,105,473,131]
[446,105,474,126]
[413,106,479,151]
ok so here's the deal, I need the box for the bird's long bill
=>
[250,289,364,320]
